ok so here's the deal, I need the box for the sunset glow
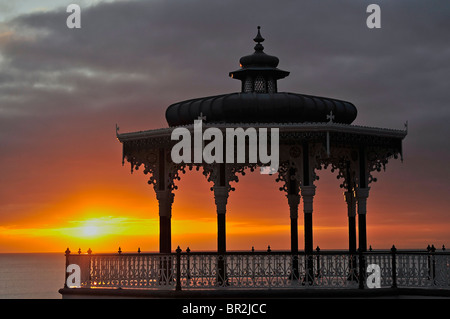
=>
[82,225,99,237]
[0,164,447,254]
[0,1,449,256]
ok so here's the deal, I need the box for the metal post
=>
[358,248,365,289]
[87,248,92,288]
[186,247,191,279]
[156,189,173,254]
[217,214,226,286]
[64,248,71,288]
[288,192,300,281]
[431,244,436,283]
[391,245,397,288]
[316,246,321,278]
[214,183,228,286]
[345,188,358,281]
[357,147,369,253]
[117,247,122,289]
[301,185,316,285]
[176,246,182,291]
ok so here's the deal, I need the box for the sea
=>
[0,253,65,299]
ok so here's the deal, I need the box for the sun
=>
[82,225,99,237]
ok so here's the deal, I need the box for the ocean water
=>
[0,253,65,299]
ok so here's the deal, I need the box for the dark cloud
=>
[0,0,449,230]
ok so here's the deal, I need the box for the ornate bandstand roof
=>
[117,26,407,195]
[166,26,357,127]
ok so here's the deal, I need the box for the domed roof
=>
[229,26,289,83]
[165,27,357,127]
[239,26,280,69]
[166,92,357,126]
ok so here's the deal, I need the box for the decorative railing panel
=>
[396,253,430,287]
[64,249,450,291]
[313,254,358,288]
[434,254,450,287]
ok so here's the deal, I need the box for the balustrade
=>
[65,247,450,290]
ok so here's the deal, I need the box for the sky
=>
[0,0,449,253]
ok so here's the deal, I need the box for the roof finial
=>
[254,26,264,43]
[253,26,264,52]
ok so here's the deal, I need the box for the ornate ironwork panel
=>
[65,250,450,290]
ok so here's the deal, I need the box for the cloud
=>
[1,0,449,121]
[3,0,447,151]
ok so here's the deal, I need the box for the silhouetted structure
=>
[60,29,450,299]
[117,27,406,260]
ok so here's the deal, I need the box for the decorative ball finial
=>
[253,26,265,52]
[254,26,264,42]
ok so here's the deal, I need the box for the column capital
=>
[300,185,316,214]
[343,190,354,201]
[355,187,370,199]
[355,187,370,215]
[287,194,301,219]
[287,193,301,206]
[156,189,174,217]
[156,189,174,200]
[300,185,316,198]
[344,190,356,217]
[213,185,229,215]
[213,185,229,196]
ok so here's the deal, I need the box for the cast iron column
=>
[357,146,369,252]
[156,188,174,285]
[288,194,300,253]
[345,190,357,253]
[356,187,370,252]
[301,186,316,252]
[155,147,173,254]
[286,165,300,280]
[344,190,357,280]
[214,182,228,286]
[301,141,315,284]
[156,189,174,254]
[288,193,300,279]
[214,186,228,253]
[301,185,316,284]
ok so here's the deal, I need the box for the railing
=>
[64,246,450,291]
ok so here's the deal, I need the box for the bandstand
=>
[117,27,406,258]
[59,28,450,297]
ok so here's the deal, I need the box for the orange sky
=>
[0,78,448,254]
[1,1,449,254]
[1,144,448,253]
